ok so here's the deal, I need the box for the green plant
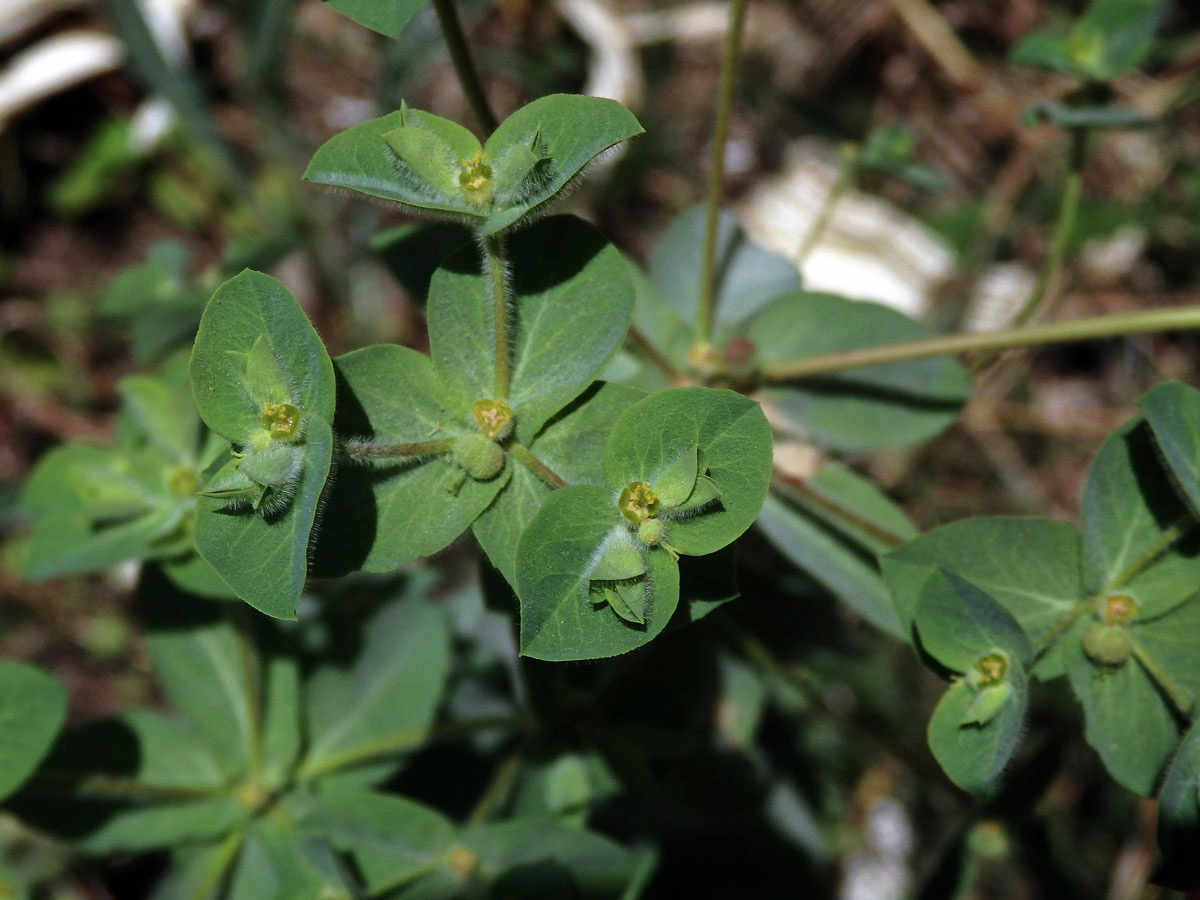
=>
[6,0,1200,896]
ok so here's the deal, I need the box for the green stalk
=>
[485,234,511,401]
[695,0,749,346]
[341,437,456,461]
[295,714,529,782]
[968,129,1085,372]
[795,155,854,267]
[757,305,1200,383]
[770,475,908,550]
[1131,640,1194,719]
[431,0,498,133]
[1031,601,1092,658]
[510,442,568,489]
[1109,514,1196,591]
[467,741,529,825]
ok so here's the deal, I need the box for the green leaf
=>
[473,382,644,585]
[226,818,350,900]
[926,678,1026,796]
[261,651,302,789]
[151,836,244,900]
[480,95,644,235]
[20,444,180,579]
[190,270,335,440]
[624,259,692,389]
[881,517,1082,678]
[462,819,639,898]
[648,206,801,336]
[299,790,457,894]
[1080,419,1200,618]
[757,493,903,637]
[304,106,488,225]
[1141,380,1200,518]
[1010,0,1169,81]
[312,345,508,575]
[324,0,427,39]
[604,388,772,556]
[141,581,259,779]
[0,662,67,802]
[1070,0,1169,80]
[428,215,635,441]
[306,96,642,236]
[915,569,1033,672]
[916,570,1031,794]
[189,271,336,616]
[1066,621,1179,796]
[303,595,451,787]
[14,710,241,853]
[194,419,333,618]
[1155,719,1200,890]
[516,485,679,661]
[745,292,969,451]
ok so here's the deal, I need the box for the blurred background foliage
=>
[2,0,1200,896]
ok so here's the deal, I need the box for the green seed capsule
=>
[1082,623,1133,667]
[451,433,505,480]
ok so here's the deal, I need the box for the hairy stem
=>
[695,0,749,346]
[757,306,1200,382]
[510,442,568,489]
[485,234,511,401]
[341,437,456,461]
[431,0,498,133]
[969,129,1085,373]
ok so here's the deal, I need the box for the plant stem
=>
[485,234,511,401]
[628,324,683,383]
[695,0,749,346]
[24,772,228,801]
[1109,514,1196,591]
[467,740,529,826]
[968,129,1085,373]
[295,714,529,782]
[770,475,908,550]
[1131,639,1194,719]
[341,437,456,461]
[795,157,854,267]
[431,0,498,133]
[757,305,1200,382]
[510,442,568,489]
[1032,600,1092,658]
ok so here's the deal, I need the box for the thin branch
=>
[757,306,1200,383]
[431,0,498,133]
[695,0,749,345]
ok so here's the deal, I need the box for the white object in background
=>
[739,140,1034,326]
[557,0,643,108]
[0,0,87,43]
[0,31,124,129]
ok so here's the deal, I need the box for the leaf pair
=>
[304,94,643,236]
[516,387,772,661]
[1010,0,1169,83]
[883,397,1200,797]
[190,270,337,618]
